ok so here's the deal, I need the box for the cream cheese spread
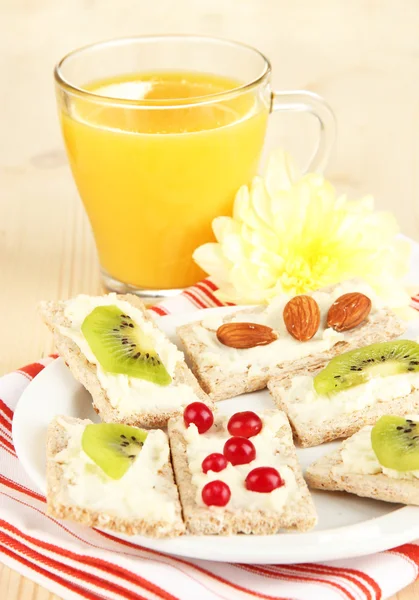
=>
[338,416,419,480]
[175,412,300,512]
[195,280,382,374]
[59,294,201,415]
[54,418,177,522]
[284,373,419,425]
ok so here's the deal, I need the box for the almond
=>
[283,295,320,341]
[327,292,372,332]
[216,322,278,349]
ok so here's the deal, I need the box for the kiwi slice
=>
[314,340,419,395]
[81,305,171,385]
[371,415,419,471]
[82,423,148,479]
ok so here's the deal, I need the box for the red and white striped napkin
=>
[2,278,419,600]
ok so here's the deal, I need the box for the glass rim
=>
[54,34,271,109]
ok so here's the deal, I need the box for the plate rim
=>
[12,305,419,564]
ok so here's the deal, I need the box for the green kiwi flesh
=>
[82,423,148,479]
[81,305,171,385]
[313,340,419,396]
[371,415,419,471]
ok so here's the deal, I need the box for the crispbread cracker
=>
[177,306,404,402]
[168,410,317,535]
[39,294,214,428]
[46,415,185,537]
[306,447,419,505]
[268,377,419,447]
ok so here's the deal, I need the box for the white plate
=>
[13,306,419,564]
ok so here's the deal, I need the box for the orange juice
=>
[60,71,269,289]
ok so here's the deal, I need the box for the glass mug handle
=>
[271,90,336,173]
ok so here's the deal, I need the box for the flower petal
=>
[212,216,239,242]
[192,243,232,284]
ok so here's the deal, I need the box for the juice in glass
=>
[60,70,269,290]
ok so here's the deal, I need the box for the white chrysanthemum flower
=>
[193,150,411,308]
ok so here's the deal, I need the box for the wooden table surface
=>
[2,0,419,598]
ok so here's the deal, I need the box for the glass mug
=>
[55,35,335,297]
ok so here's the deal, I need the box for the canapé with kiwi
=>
[268,340,419,447]
[40,293,214,428]
[46,415,185,537]
[306,414,419,506]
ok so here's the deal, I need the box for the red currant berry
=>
[227,411,263,438]
[202,453,228,474]
[223,436,256,466]
[245,467,284,493]
[183,402,214,434]
[202,480,231,507]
